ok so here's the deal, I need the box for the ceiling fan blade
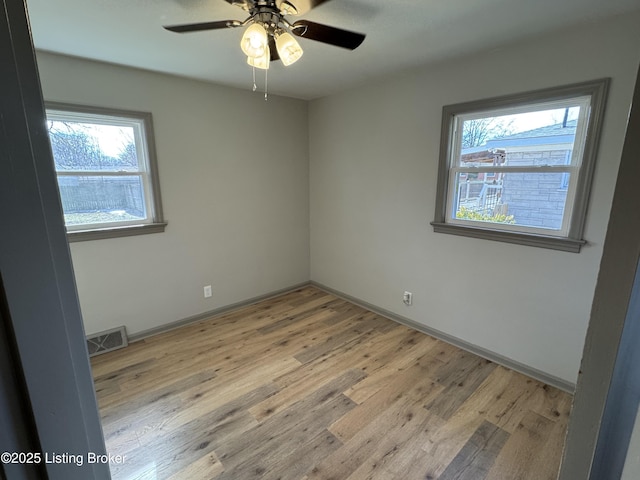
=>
[164,20,242,33]
[291,20,365,50]
[268,36,280,62]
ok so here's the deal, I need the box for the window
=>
[46,103,166,241]
[431,79,609,252]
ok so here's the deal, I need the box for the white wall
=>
[36,52,310,337]
[309,13,640,384]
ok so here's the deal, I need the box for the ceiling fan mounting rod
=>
[243,0,296,35]
[252,10,284,33]
[252,0,279,9]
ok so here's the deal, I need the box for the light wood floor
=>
[91,286,572,480]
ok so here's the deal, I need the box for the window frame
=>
[431,78,610,253]
[45,102,167,242]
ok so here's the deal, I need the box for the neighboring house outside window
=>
[46,103,166,242]
[432,79,609,253]
[472,121,577,231]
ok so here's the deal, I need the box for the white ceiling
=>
[25,0,640,100]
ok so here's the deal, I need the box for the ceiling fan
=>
[164,0,366,70]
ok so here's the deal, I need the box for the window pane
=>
[434,80,609,250]
[48,120,139,172]
[453,171,569,231]
[458,106,581,167]
[57,175,147,227]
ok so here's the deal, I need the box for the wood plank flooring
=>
[91,286,572,480]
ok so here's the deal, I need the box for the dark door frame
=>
[0,277,44,480]
[559,63,640,479]
[0,1,109,478]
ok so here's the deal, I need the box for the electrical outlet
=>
[204,285,212,298]
[403,291,413,306]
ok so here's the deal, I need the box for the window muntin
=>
[46,104,165,239]
[432,79,609,252]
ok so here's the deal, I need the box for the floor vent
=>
[87,326,128,357]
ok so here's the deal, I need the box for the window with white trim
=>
[46,103,166,241]
[431,79,609,253]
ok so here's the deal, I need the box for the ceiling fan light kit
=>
[275,32,303,66]
[164,0,365,95]
[247,49,270,69]
[241,22,269,58]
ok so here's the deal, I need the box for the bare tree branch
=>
[462,118,515,148]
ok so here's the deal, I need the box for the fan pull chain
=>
[264,68,268,101]
[252,66,257,92]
